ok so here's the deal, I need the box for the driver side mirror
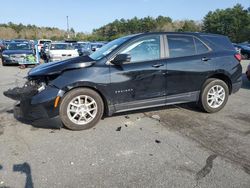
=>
[111,54,131,65]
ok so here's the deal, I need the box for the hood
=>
[3,49,33,55]
[28,56,95,77]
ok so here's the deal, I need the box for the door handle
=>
[152,63,164,68]
[202,57,211,62]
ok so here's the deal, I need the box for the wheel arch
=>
[207,73,232,94]
[61,84,110,117]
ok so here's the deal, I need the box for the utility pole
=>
[66,16,70,39]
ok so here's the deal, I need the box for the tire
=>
[59,88,104,130]
[199,78,229,113]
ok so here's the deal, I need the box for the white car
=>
[37,39,52,53]
[48,42,79,62]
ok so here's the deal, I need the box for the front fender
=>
[50,67,114,115]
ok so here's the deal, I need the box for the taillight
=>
[234,53,242,62]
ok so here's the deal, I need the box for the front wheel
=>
[199,79,229,113]
[59,88,104,130]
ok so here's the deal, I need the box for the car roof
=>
[9,42,30,44]
[128,32,227,38]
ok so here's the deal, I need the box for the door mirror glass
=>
[111,54,131,65]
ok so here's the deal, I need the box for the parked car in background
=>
[1,42,35,66]
[48,42,79,62]
[0,40,4,55]
[4,32,242,130]
[232,43,241,54]
[36,39,52,53]
[246,64,250,80]
[11,39,30,43]
[73,42,92,56]
[40,42,50,62]
[91,42,104,52]
[233,43,250,59]
[0,40,11,55]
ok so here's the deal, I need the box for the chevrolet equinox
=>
[4,32,242,130]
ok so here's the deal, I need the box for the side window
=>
[120,36,160,63]
[167,35,195,58]
[194,38,209,54]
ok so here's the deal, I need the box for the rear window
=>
[194,38,210,54]
[201,35,234,50]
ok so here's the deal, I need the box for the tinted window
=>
[201,35,234,50]
[40,40,51,44]
[167,36,195,58]
[8,43,31,50]
[121,36,160,63]
[194,38,209,54]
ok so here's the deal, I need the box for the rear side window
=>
[167,36,195,58]
[194,38,209,54]
[201,35,234,50]
[167,35,209,58]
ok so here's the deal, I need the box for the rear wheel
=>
[199,79,229,113]
[60,88,104,130]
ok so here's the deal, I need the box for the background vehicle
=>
[1,42,35,66]
[40,42,50,62]
[48,42,79,62]
[0,40,4,56]
[36,39,52,53]
[246,64,250,80]
[233,43,250,59]
[11,39,30,43]
[91,42,104,52]
[4,32,242,131]
[73,42,92,56]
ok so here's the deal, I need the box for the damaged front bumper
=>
[4,81,63,129]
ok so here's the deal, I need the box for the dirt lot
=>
[0,60,249,188]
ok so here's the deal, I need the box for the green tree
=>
[203,4,250,42]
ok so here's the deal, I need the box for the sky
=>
[0,0,249,33]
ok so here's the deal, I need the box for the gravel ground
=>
[0,60,249,188]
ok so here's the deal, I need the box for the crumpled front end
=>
[4,77,63,128]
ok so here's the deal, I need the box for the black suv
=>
[4,32,242,130]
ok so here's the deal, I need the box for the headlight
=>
[2,54,9,58]
[37,82,46,93]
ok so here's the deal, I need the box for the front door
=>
[109,35,167,112]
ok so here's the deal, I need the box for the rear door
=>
[109,35,167,112]
[165,34,213,102]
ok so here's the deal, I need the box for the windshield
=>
[8,43,31,50]
[90,36,132,60]
[78,43,90,49]
[50,43,74,50]
[40,40,52,44]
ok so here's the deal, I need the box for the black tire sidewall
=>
[200,79,229,113]
[59,88,104,131]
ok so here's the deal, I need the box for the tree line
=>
[0,4,249,43]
